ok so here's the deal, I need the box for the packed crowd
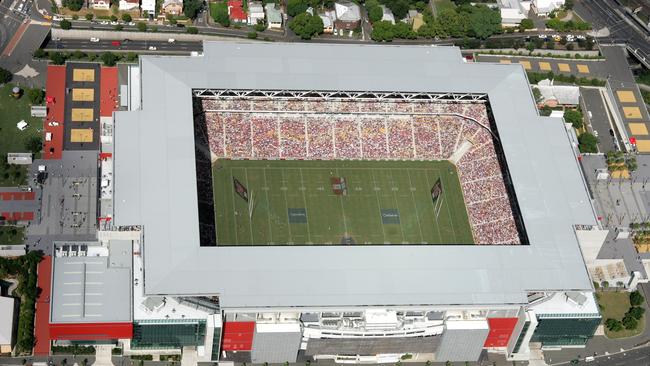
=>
[200,98,518,245]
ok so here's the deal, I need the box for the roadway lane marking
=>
[558,63,571,72]
[577,64,590,73]
[519,60,531,70]
[499,59,511,64]
[539,61,552,71]
[635,139,650,152]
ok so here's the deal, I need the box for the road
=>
[43,38,203,53]
[575,0,650,63]
[0,0,31,54]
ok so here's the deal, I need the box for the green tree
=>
[187,26,199,34]
[247,31,258,38]
[368,5,383,23]
[212,1,230,26]
[467,5,501,39]
[564,109,583,129]
[288,12,323,40]
[605,318,623,332]
[622,315,638,330]
[110,15,118,21]
[114,24,124,30]
[27,88,45,104]
[519,18,533,30]
[627,306,645,320]
[64,0,84,11]
[101,52,117,66]
[418,19,446,38]
[122,13,132,22]
[630,291,644,306]
[387,0,409,20]
[287,0,309,17]
[49,52,66,65]
[578,132,598,153]
[25,135,42,154]
[72,14,79,20]
[60,19,72,29]
[33,48,47,58]
[532,87,543,104]
[437,8,467,38]
[85,13,94,21]
[565,0,574,10]
[371,20,394,41]
[137,21,147,31]
[184,0,203,18]
[0,67,12,83]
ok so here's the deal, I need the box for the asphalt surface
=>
[0,0,30,53]
[575,0,650,63]
[581,87,618,152]
[43,38,202,53]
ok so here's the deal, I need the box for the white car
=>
[168,38,175,43]
[128,22,135,26]
[148,46,157,51]
[100,21,109,25]
[90,37,100,42]
[576,34,586,40]
[538,34,546,39]
[110,21,119,25]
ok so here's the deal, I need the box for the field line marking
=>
[388,169,406,243]
[335,168,349,237]
[280,168,293,241]
[262,168,274,245]
[229,169,240,245]
[298,168,313,243]
[406,169,425,243]
[423,170,443,243]
[244,167,255,245]
[370,169,388,243]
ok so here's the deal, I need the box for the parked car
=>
[111,40,121,46]
[90,37,100,42]
[168,38,175,43]
[148,46,157,50]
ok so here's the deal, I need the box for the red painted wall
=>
[221,321,255,351]
[484,318,518,348]
[50,322,133,340]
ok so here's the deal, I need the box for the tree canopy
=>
[0,67,12,84]
[563,109,583,130]
[63,0,84,11]
[288,12,324,40]
[184,0,203,18]
[578,132,598,153]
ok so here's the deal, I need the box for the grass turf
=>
[0,84,42,186]
[597,291,646,339]
[213,159,473,245]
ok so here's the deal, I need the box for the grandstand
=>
[193,96,525,245]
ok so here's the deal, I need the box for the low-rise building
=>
[498,0,530,26]
[0,296,16,354]
[334,1,360,30]
[141,0,156,15]
[380,5,394,24]
[320,10,336,33]
[264,3,282,29]
[119,0,139,11]
[535,79,580,107]
[162,0,183,15]
[533,0,564,16]
[248,1,264,25]
[228,0,247,23]
[89,0,110,10]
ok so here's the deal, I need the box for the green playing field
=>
[212,159,474,245]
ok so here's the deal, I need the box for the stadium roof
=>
[114,42,596,309]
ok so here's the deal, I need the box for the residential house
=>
[119,0,139,11]
[264,3,283,29]
[533,0,564,16]
[141,0,156,15]
[228,0,247,23]
[535,79,580,107]
[498,0,530,26]
[162,0,183,15]
[404,10,423,31]
[89,0,110,10]
[320,10,336,33]
[248,1,264,25]
[0,296,16,354]
[380,5,394,24]
[334,1,360,30]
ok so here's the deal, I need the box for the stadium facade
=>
[45,42,603,363]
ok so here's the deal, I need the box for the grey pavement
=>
[581,87,619,153]
[0,21,50,88]
[475,54,610,79]
[25,150,99,254]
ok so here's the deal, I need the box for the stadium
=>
[54,41,604,364]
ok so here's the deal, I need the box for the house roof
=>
[335,1,361,22]
[0,296,15,345]
[265,3,282,23]
[228,1,247,20]
[114,42,595,309]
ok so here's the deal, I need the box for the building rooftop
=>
[50,240,132,323]
[0,296,15,346]
[114,42,595,309]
